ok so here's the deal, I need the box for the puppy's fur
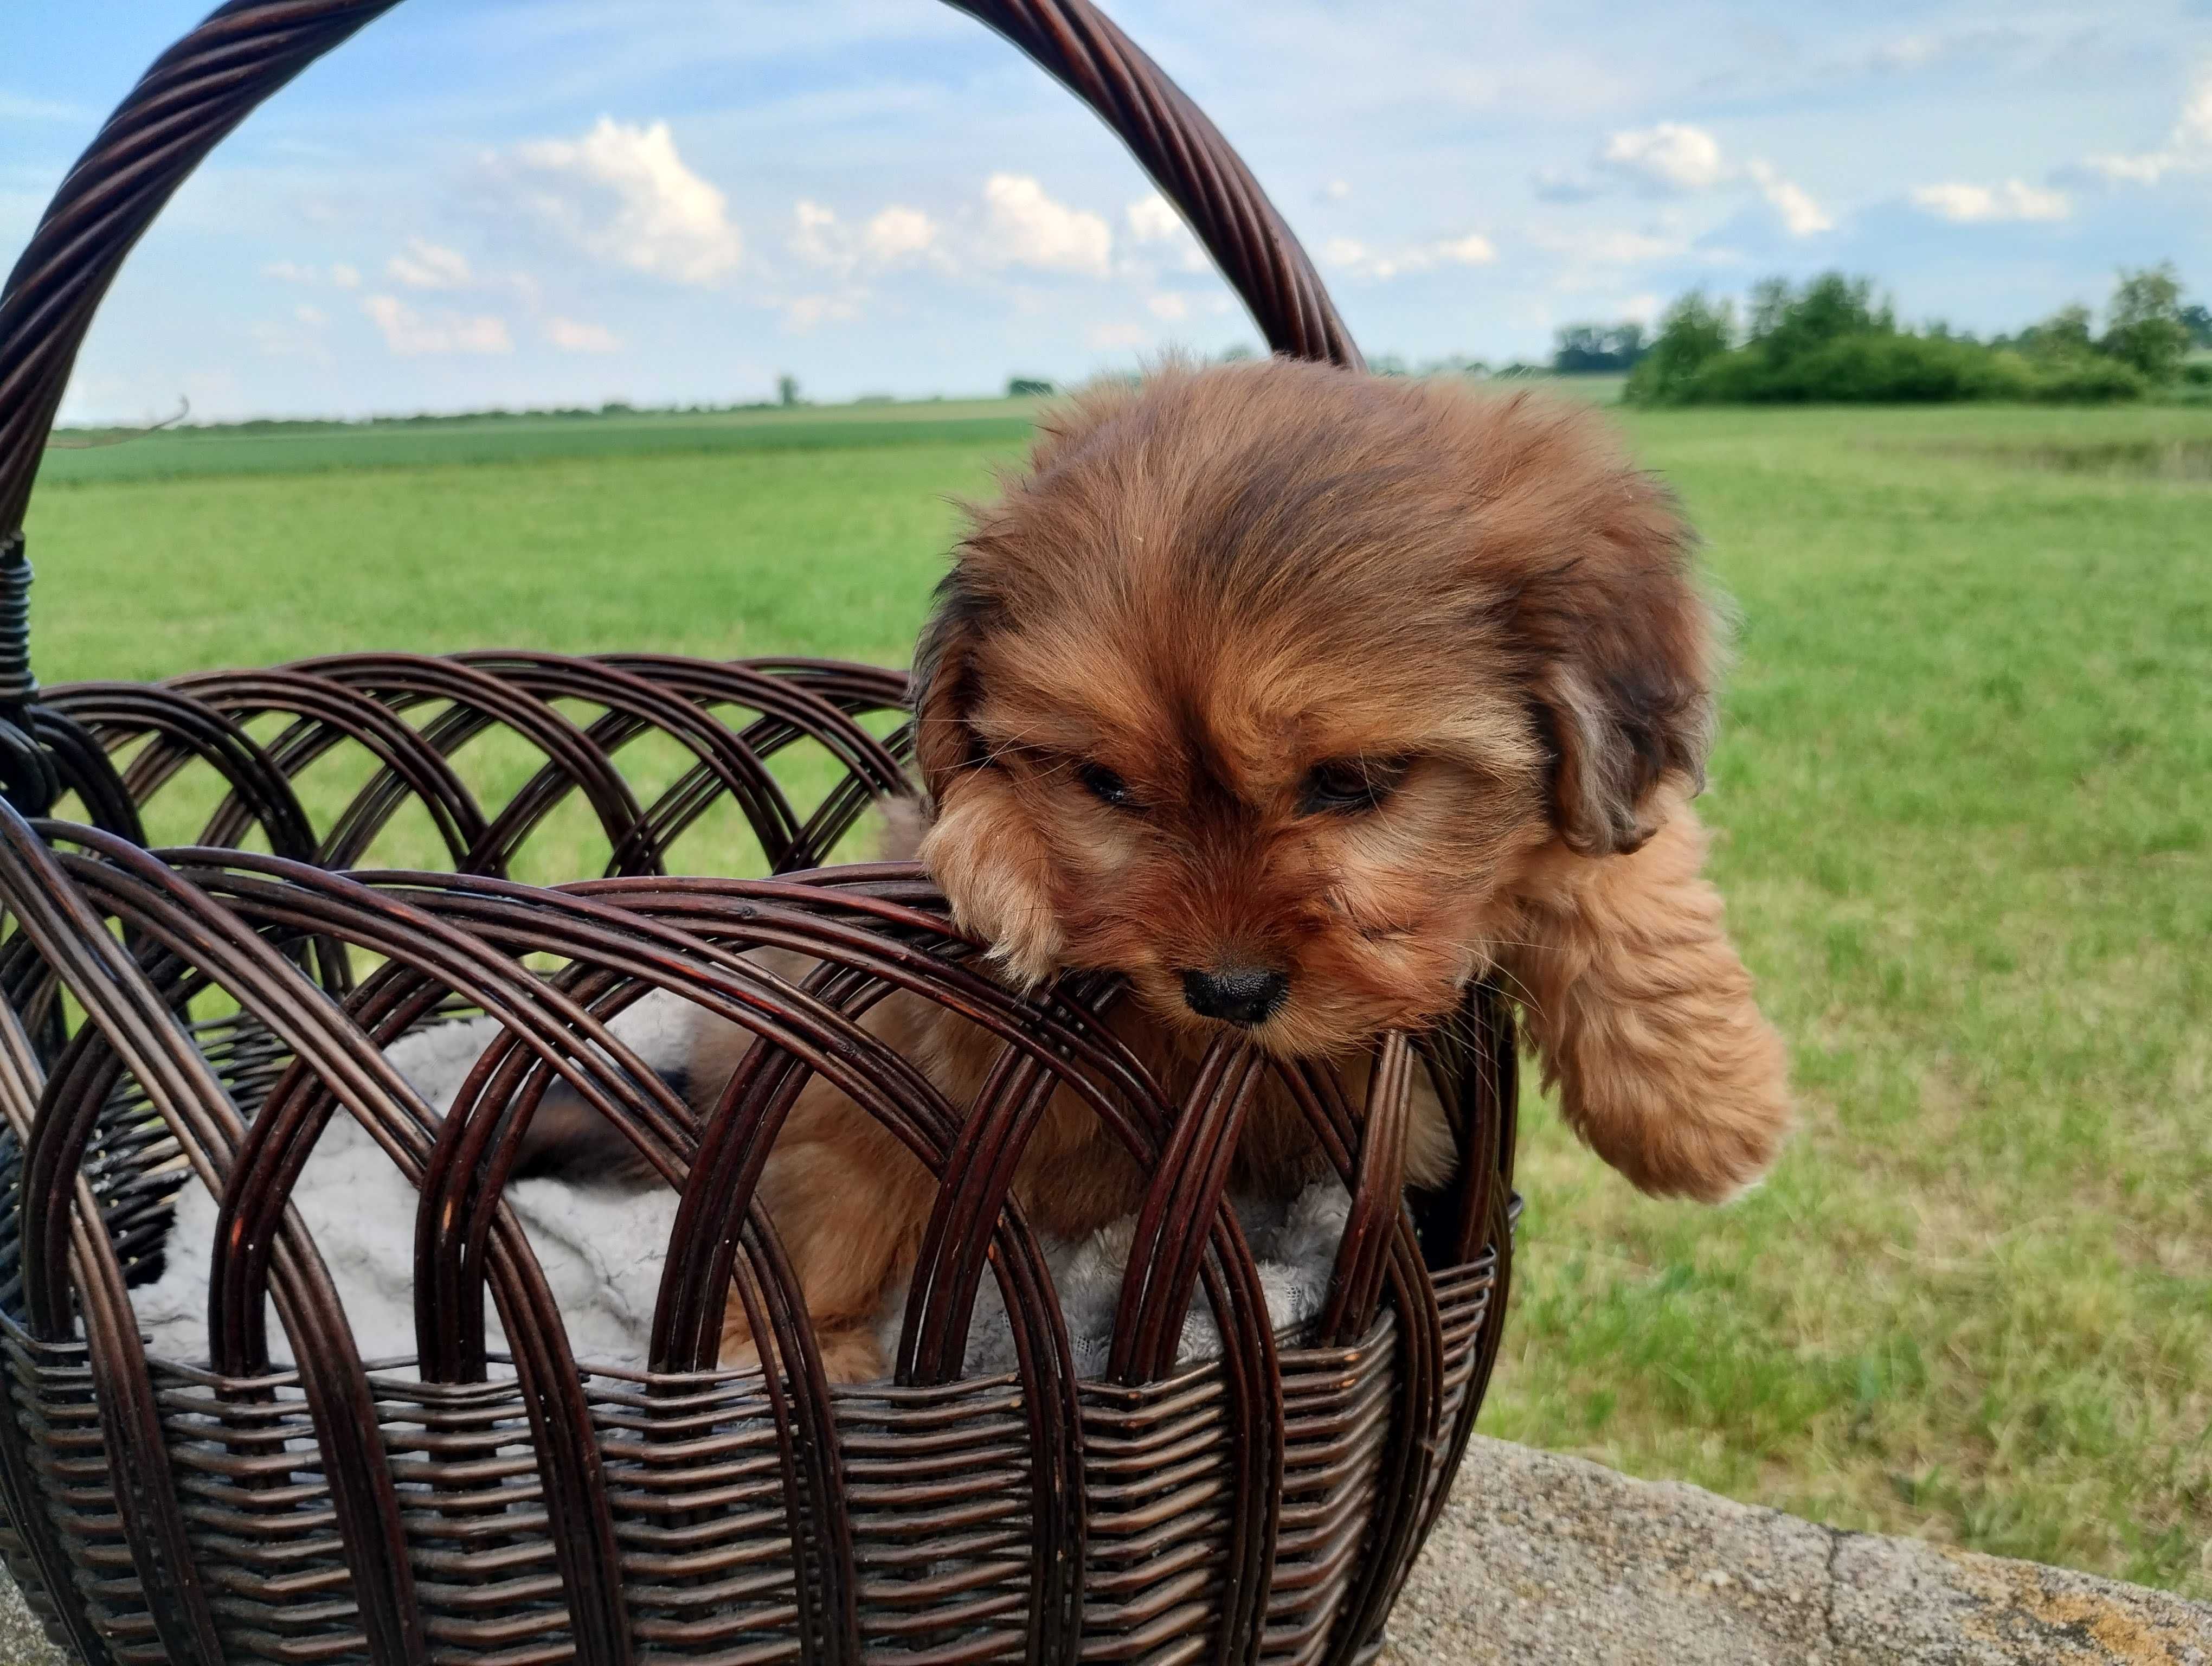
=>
[680,359,1791,1381]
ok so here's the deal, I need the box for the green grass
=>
[39,396,1042,486]
[21,395,2212,1598]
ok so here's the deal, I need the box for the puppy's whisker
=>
[1482,962,1554,1031]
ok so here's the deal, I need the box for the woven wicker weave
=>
[0,7,1519,1665]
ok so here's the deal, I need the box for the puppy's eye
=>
[1300,757,1407,816]
[1077,761,1137,810]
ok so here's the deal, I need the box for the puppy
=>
[673,358,1792,1382]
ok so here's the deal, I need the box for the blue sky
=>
[7,1,2208,422]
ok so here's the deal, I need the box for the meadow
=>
[23,390,2212,1598]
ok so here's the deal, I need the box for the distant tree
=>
[1217,343,1259,363]
[1746,273,1893,361]
[777,374,801,408]
[1552,321,1649,373]
[1623,291,1735,403]
[1007,376,1055,397]
[1989,302,2093,360]
[2100,263,2191,381]
[2033,303,2093,355]
[1745,276,1791,345]
[2182,302,2212,348]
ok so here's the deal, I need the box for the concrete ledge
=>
[1385,1437,2212,1664]
[1,1438,2204,1663]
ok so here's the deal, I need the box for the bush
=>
[2025,354,2150,403]
[1650,333,2036,405]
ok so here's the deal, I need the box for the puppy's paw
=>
[1502,799,1793,1206]
[1561,1004,1792,1203]
[813,1326,890,1386]
[717,1321,888,1386]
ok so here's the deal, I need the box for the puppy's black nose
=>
[1181,965,1290,1027]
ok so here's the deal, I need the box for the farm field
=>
[21,390,2212,1597]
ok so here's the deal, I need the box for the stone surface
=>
[1383,1438,2212,1664]
[1,1437,2204,1663]
[0,1567,61,1666]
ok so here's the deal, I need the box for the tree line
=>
[1607,264,2206,406]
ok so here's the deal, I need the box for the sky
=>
[5,0,2208,423]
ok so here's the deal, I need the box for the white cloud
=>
[1146,292,1189,320]
[362,295,512,356]
[1553,124,1830,236]
[2087,153,2174,186]
[546,316,621,353]
[1601,123,1728,191]
[789,200,942,275]
[984,174,1111,277]
[1862,28,2029,76]
[1323,179,1353,202]
[1622,292,1664,324]
[1322,230,1495,281]
[1909,179,2071,223]
[1525,224,1730,293]
[864,205,937,264]
[1435,233,1499,266]
[1122,191,1209,274]
[1745,159,1834,235]
[790,199,844,268]
[783,293,863,331]
[0,93,86,124]
[1527,225,1684,266]
[2085,66,2212,185]
[1085,321,1152,350]
[387,237,473,290]
[507,118,742,285]
[1126,193,1186,244]
[250,301,333,364]
[265,260,363,288]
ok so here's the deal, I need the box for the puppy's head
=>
[913,358,1713,1056]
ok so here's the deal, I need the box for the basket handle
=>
[0,0,1361,540]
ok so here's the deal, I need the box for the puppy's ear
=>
[909,564,997,806]
[908,562,1067,985]
[910,368,1161,795]
[1512,485,1716,856]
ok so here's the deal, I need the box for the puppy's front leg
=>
[712,1077,938,1386]
[1499,796,1790,1202]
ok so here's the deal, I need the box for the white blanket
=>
[131,1000,1348,1379]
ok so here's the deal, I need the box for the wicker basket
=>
[0,6,1520,1664]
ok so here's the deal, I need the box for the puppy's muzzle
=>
[1180,965,1290,1027]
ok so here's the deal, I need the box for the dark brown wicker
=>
[0,7,1517,1665]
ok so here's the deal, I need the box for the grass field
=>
[22,392,2212,1598]
[40,398,1046,486]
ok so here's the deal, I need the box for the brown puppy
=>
[689,357,1791,1381]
